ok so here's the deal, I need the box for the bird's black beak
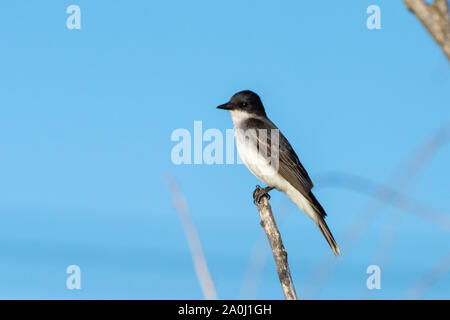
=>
[217,102,233,110]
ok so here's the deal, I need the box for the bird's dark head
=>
[217,90,266,117]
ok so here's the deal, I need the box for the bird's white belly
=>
[235,132,289,192]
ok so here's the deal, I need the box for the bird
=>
[217,90,341,256]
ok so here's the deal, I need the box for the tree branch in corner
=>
[404,0,450,60]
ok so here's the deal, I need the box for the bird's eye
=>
[242,102,248,108]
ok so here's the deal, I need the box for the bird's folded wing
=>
[277,131,314,192]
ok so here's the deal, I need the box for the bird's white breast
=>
[230,111,290,192]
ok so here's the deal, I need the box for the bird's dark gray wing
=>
[277,131,314,190]
[244,118,326,216]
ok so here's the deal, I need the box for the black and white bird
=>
[217,90,341,256]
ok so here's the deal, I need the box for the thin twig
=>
[253,186,298,300]
[402,250,450,299]
[314,172,450,232]
[303,122,450,298]
[404,0,450,60]
[165,174,218,300]
[360,122,450,298]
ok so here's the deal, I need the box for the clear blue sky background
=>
[0,1,449,299]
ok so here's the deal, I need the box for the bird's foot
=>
[253,185,274,204]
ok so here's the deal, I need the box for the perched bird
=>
[217,90,341,256]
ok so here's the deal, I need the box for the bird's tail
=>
[316,216,341,256]
[285,188,341,256]
[308,191,341,256]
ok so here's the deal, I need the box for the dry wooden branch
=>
[253,186,298,300]
[404,0,450,60]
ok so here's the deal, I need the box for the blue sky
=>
[0,1,449,299]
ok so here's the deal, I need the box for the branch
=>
[404,0,450,60]
[165,174,218,300]
[253,186,298,300]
